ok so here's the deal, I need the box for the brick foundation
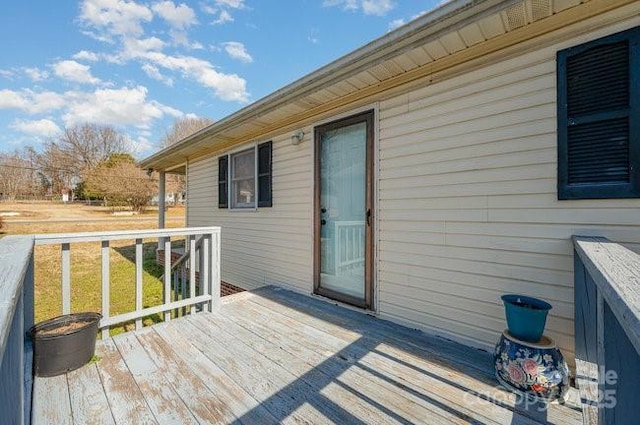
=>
[156,249,245,298]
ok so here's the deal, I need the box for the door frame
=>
[313,109,374,310]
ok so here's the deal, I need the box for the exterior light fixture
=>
[291,129,305,145]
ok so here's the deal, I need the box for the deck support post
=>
[157,171,166,251]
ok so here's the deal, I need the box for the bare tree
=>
[30,124,128,197]
[160,116,214,147]
[0,151,38,199]
[84,154,157,213]
[160,117,214,203]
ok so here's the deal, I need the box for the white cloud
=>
[152,1,196,29]
[0,69,14,79]
[362,0,394,16]
[0,86,181,131]
[212,10,233,25]
[214,0,245,8]
[388,10,428,31]
[73,50,101,61]
[0,89,29,110]
[53,60,101,85]
[24,67,49,82]
[0,89,66,114]
[142,52,248,101]
[62,85,182,127]
[141,63,174,86]
[79,0,153,40]
[222,41,252,63]
[203,0,244,25]
[10,119,61,138]
[324,0,395,16]
[388,18,405,31]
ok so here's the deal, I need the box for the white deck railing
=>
[34,227,221,338]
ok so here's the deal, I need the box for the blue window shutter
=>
[557,27,640,199]
[257,141,272,207]
[218,156,228,208]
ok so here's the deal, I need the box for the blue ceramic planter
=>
[494,330,569,401]
[501,294,551,343]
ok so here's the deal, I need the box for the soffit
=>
[140,0,597,171]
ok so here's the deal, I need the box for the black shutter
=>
[557,27,639,199]
[218,156,228,208]
[257,141,272,207]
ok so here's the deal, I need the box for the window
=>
[557,27,640,199]
[218,141,272,209]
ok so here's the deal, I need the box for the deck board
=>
[32,286,583,425]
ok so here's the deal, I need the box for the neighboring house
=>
[140,0,640,366]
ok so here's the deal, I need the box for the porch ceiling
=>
[139,0,616,171]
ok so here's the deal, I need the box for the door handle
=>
[321,219,327,225]
[321,208,327,214]
[366,209,371,226]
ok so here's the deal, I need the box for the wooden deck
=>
[32,286,583,425]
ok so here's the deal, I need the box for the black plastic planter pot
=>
[29,312,102,377]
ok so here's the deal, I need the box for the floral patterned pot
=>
[494,329,569,401]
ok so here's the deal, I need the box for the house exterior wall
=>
[187,134,314,294]
[377,14,640,360]
[187,10,640,361]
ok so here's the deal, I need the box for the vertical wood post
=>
[157,171,166,251]
[61,243,71,315]
[135,238,143,330]
[201,235,210,313]
[101,240,110,339]
[189,236,196,315]
[163,238,171,322]
[210,232,221,313]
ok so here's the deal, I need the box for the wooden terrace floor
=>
[32,286,583,424]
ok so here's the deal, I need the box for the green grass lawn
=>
[2,203,186,336]
[35,240,167,335]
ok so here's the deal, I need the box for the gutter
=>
[139,0,515,170]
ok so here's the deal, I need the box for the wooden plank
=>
[94,340,157,425]
[32,374,72,425]
[163,239,171,322]
[574,359,599,425]
[246,287,582,425]
[214,302,483,424]
[188,236,196,315]
[135,238,143,330]
[34,227,221,245]
[99,295,210,328]
[223,294,547,425]
[112,332,198,425]
[61,243,71,315]
[573,236,640,356]
[180,314,342,424]
[152,323,280,425]
[101,240,110,339]
[66,363,116,425]
[602,302,640,425]
[133,327,238,424]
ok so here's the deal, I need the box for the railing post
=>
[201,235,210,313]
[163,238,172,322]
[210,231,221,312]
[61,243,71,315]
[135,238,143,330]
[101,240,110,339]
[189,236,196,315]
[23,252,34,425]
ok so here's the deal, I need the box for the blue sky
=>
[0,0,441,157]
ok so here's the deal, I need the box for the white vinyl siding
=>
[187,133,313,293]
[377,16,640,362]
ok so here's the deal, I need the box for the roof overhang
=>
[140,0,632,171]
